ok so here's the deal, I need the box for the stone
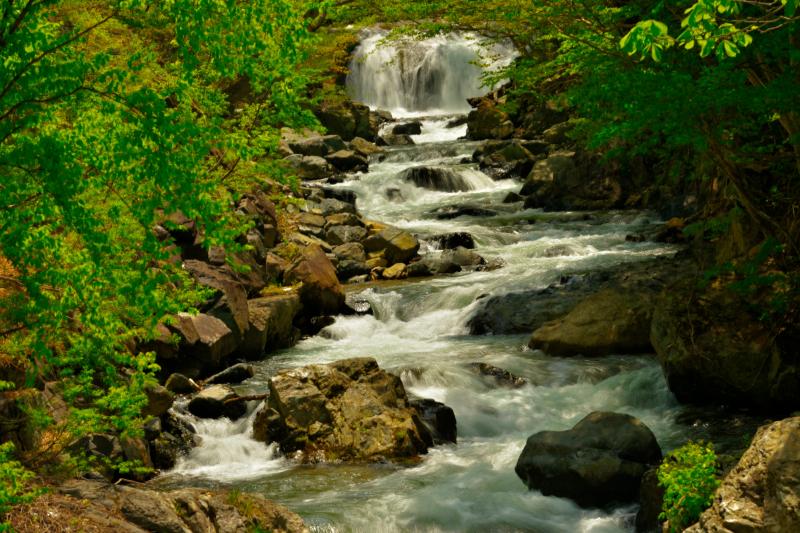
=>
[325,225,368,246]
[392,121,423,135]
[635,469,664,533]
[379,133,415,146]
[165,373,201,394]
[336,259,370,281]
[362,227,420,264]
[382,263,408,280]
[529,289,654,356]
[240,293,301,359]
[143,383,174,417]
[350,137,383,157]
[288,135,347,157]
[182,260,252,334]
[284,154,331,180]
[205,363,255,385]
[284,244,345,316]
[466,100,514,140]
[410,398,457,446]
[326,212,362,228]
[515,412,662,508]
[542,121,574,145]
[440,247,486,269]
[688,417,800,533]
[315,99,375,141]
[407,261,433,278]
[167,313,239,377]
[333,242,367,263]
[650,281,800,411]
[325,150,368,173]
[188,384,247,420]
[468,363,528,388]
[399,167,472,192]
[478,141,536,180]
[254,357,440,462]
[56,480,309,533]
[431,205,497,220]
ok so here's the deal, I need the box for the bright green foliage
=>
[0,442,40,520]
[0,0,320,476]
[621,1,797,61]
[658,442,720,532]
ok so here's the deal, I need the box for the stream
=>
[155,31,727,533]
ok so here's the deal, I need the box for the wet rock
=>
[57,480,309,533]
[440,247,486,268]
[383,263,408,280]
[316,197,357,216]
[503,192,524,203]
[350,137,383,157]
[515,412,662,507]
[688,417,800,533]
[240,293,301,359]
[205,363,255,385]
[284,154,332,180]
[431,205,497,220]
[399,166,471,192]
[187,384,247,420]
[165,373,201,394]
[326,150,368,173]
[254,357,435,462]
[288,135,347,157]
[478,141,536,180]
[362,227,420,264]
[407,260,433,278]
[379,133,415,146]
[410,398,457,445]
[284,244,345,316]
[336,259,370,281]
[635,469,664,533]
[266,252,290,284]
[385,188,404,202]
[325,225,368,246]
[446,116,468,128]
[468,363,527,388]
[651,281,800,411]
[529,289,654,356]
[297,212,326,238]
[428,232,476,250]
[392,121,423,135]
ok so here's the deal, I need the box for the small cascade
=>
[347,30,514,115]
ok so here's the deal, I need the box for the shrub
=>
[658,441,720,532]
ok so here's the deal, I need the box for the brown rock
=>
[284,244,345,315]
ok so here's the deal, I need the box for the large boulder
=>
[392,121,423,135]
[428,232,475,250]
[325,150,368,173]
[284,154,332,180]
[409,398,457,446]
[476,141,537,180]
[315,99,375,141]
[288,135,347,157]
[182,260,252,337]
[187,384,247,420]
[362,227,420,264]
[253,358,439,462]
[161,312,239,378]
[239,293,301,359]
[515,412,662,507]
[528,289,654,356]
[325,224,368,246]
[466,100,514,140]
[284,244,345,316]
[399,167,472,192]
[688,417,800,532]
[650,282,800,411]
[54,480,308,533]
[350,137,383,157]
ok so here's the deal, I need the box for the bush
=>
[658,441,720,532]
[0,442,41,529]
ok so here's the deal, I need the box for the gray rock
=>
[187,384,247,420]
[325,225,368,246]
[288,135,347,157]
[205,363,255,385]
[164,373,200,394]
[515,412,662,507]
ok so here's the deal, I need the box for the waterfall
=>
[347,30,515,116]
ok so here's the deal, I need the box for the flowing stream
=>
[156,33,717,533]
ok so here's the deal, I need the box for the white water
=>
[158,34,695,533]
[347,30,515,116]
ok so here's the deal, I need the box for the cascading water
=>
[155,31,720,533]
[347,30,514,116]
